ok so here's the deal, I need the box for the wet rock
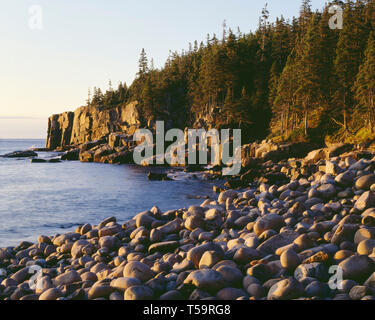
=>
[2,150,38,158]
[61,149,80,161]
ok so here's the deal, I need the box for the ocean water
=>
[0,139,219,247]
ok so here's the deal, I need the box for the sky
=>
[0,0,328,139]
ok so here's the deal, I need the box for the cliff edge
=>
[46,101,141,149]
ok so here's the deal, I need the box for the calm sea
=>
[0,139,218,247]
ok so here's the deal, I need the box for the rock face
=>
[46,112,74,150]
[241,141,317,166]
[46,102,141,150]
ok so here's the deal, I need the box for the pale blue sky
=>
[0,0,328,138]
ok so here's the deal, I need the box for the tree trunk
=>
[304,107,308,136]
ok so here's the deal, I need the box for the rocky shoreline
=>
[2,143,375,300]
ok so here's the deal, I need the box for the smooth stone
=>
[247,264,272,282]
[364,272,375,288]
[354,228,375,244]
[110,277,141,292]
[317,184,336,200]
[199,250,224,269]
[124,285,154,300]
[294,263,329,282]
[10,267,30,284]
[335,171,356,187]
[349,286,374,300]
[218,190,238,204]
[339,255,375,282]
[355,174,375,190]
[215,266,243,287]
[99,236,117,250]
[216,288,247,300]
[109,291,124,300]
[233,247,260,265]
[305,281,331,298]
[355,192,375,211]
[123,261,155,283]
[39,288,63,300]
[267,278,305,300]
[185,215,204,231]
[148,241,179,254]
[187,243,224,268]
[159,290,184,300]
[246,283,266,298]
[280,249,300,270]
[184,269,225,293]
[338,280,358,293]
[54,270,81,286]
[357,240,375,255]
[88,284,114,300]
[257,231,299,256]
[253,214,285,236]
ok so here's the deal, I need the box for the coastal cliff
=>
[46,101,141,149]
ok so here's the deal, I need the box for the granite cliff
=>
[46,101,141,150]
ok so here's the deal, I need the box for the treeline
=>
[86,0,375,143]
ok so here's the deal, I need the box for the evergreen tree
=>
[333,0,368,130]
[138,48,149,77]
[353,31,375,132]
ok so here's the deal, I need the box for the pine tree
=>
[353,31,375,132]
[138,48,149,77]
[294,14,323,136]
[86,88,91,106]
[273,50,299,135]
[299,0,312,34]
[333,0,369,130]
[258,3,270,62]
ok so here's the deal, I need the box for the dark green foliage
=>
[84,0,375,143]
